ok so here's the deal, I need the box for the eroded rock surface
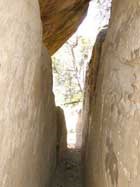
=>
[56,106,67,161]
[82,29,107,160]
[83,0,140,186]
[0,1,57,186]
[39,0,90,54]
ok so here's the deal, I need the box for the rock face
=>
[39,0,90,54]
[76,110,83,148]
[0,1,57,186]
[56,106,67,161]
[82,29,107,160]
[83,0,140,186]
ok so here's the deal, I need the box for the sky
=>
[77,0,111,42]
[77,1,99,40]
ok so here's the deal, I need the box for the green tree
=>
[52,36,92,107]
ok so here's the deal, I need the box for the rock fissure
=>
[0,0,140,187]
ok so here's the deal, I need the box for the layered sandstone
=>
[39,0,90,54]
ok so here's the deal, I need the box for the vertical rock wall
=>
[76,109,83,149]
[56,106,67,161]
[0,1,57,187]
[84,0,140,186]
[82,29,107,161]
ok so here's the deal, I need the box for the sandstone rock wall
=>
[84,0,140,186]
[56,106,67,161]
[0,1,57,186]
[39,0,90,54]
[82,29,107,160]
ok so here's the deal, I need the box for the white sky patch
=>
[77,0,111,42]
[77,1,99,41]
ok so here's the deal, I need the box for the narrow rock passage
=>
[52,149,83,187]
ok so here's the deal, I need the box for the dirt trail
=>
[51,149,83,187]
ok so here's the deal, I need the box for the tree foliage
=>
[52,0,112,108]
[52,36,92,107]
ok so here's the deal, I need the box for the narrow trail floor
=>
[52,149,83,187]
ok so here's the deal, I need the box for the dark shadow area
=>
[51,148,83,187]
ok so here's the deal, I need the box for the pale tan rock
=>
[82,29,107,158]
[83,1,140,187]
[76,109,83,149]
[56,106,67,161]
[0,1,57,186]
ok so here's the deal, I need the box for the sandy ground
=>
[51,149,83,187]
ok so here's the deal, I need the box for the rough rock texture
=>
[39,0,90,54]
[0,1,57,186]
[82,29,107,160]
[56,106,67,161]
[83,0,140,187]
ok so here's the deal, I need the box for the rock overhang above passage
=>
[39,0,90,55]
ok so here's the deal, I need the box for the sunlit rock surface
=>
[39,0,90,54]
[0,1,57,186]
[83,0,140,186]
